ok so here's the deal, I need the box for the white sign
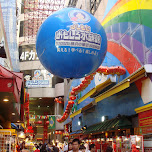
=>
[26,80,50,88]
[20,50,38,61]
[25,70,52,88]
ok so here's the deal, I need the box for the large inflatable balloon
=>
[36,8,107,79]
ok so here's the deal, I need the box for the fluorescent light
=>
[3,99,9,102]
[101,116,105,122]
[78,121,81,126]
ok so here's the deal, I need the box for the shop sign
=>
[26,80,49,88]
[20,50,38,61]
[139,116,152,127]
[138,109,152,134]
[140,126,152,134]
[145,148,152,151]
[25,70,52,88]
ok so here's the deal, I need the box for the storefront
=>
[0,129,17,152]
[0,64,24,128]
[135,103,152,151]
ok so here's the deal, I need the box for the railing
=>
[90,0,102,14]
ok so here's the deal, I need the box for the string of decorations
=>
[57,66,126,123]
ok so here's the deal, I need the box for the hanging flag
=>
[48,116,56,129]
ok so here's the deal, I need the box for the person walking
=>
[69,139,81,152]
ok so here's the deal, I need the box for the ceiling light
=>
[38,105,40,108]
[3,99,9,102]
[39,98,42,99]
[47,106,49,108]
[12,113,15,115]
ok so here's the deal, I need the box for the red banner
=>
[139,116,152,127]
[140,126,152,134]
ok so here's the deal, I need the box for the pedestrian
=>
[68,142,73,151]
[79,145,86,152]
[69,138,81,152]
[34,146,40,152]
[69,138,73,143]
[52,143,59,152]
[40,144,47,152]
[88,144,96,152]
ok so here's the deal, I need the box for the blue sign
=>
[36,8,107,78]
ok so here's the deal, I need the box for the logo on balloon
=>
[55,23,102,52]
[68,10,90,23]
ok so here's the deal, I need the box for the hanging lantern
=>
[37,121,42,124]
[108,67,117,75]
[85,75,91,81]
[90,72,96,76]
[69,95,76,100]
[115,66,126,75]
[100,66,109,75]
[71,91,75,95]
[54,98,59,102]
[68,101,75,105]
[46,121,49,125]
[65,110,69,113]
[72,87,77,92]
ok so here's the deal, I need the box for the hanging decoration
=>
[57,66,126,123]
[54,97,63,104]
[24,92,30,126]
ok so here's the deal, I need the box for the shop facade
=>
[63,0,152,151]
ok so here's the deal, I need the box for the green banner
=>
[49,116,56,129]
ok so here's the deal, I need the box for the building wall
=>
[64,0,152,132]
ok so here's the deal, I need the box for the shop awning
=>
[0,64,24,103]
[70,64,152,119]
[70,130,82,135]
[78,76,116,104]
[83,116,132,134]
[70,109,82,118]
[0,65,24,123]
[95,64,152,103]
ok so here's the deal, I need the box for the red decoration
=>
[68,101,75,105]
[69,95,76,100]
[46,121,49,125]
[57,66,126,123]
[71,91,75,95]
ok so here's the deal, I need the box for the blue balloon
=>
[36,8,107,79]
